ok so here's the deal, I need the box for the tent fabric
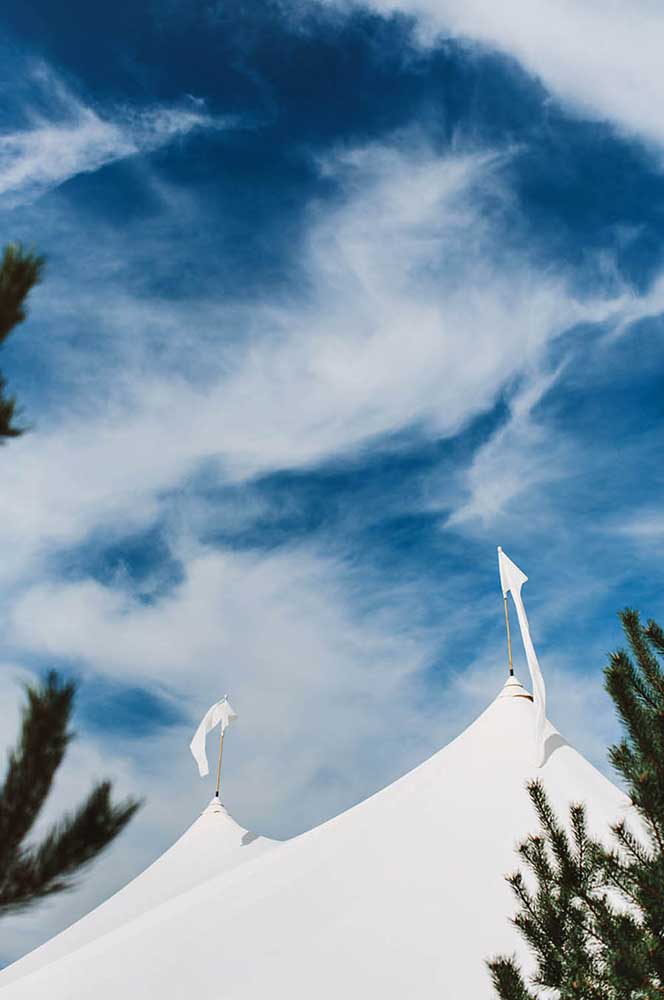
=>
[0,798,275,989]
[0,676,634,1000]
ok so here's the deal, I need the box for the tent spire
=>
[497,547,514,677]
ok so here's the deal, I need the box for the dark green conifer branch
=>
[487,609,664,999]
[0,242,44,439]
[0,671,140,918]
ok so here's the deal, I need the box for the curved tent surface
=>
[0,797,276,988]
[0,677,632,999]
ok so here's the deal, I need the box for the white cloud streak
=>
[615,509,664,546]
[0,141,648,589]
[0,131,658,963]
[0,65,229,206]
[330,0,664,149]
[446,367,566,528]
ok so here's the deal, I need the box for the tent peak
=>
[498,675,533,701]
[204,795,229,816]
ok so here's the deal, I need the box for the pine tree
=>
[0,242,44,440]
[488,609,664,999]
[0,671,140,916]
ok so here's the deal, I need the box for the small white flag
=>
[498,547,547,767]
[189,696,238,778]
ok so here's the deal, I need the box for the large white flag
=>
[189,696,238,778]
[498,547,547,767]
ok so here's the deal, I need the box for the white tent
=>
[0,673,631,1000]
[0,796,276,988]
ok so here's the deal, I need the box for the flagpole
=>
[498,546,514,677]
[503,593,514,677]
[214,727,225,800]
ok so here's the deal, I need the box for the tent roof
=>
[0,796,276,988]
[0,676,632,999]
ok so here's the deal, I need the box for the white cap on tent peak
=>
[498,674,533,700]
[204,795,228,815]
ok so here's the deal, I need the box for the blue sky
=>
[1,0,664,963]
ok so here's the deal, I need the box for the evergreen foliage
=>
[488,609,664,999]
[0,242,44,439]
[0,671,140,917]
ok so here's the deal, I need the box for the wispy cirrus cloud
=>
[445,367,566,529]
[0,0,662,976]
[325,0,664,150]
[0,139,657,587]
[1,127,662,965]
[615,509,664,546]
[0,65,231,206]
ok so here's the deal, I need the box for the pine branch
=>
[0,242,44,439]
[622,609,664,700]
[645,621,664,658]
[0,243,44,344]
[0,671,141,919]
[0,782,140,915]
[488,609,664,998]
[0,374,23,438]
[0,671,76,871]
[487,956,537,1000]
